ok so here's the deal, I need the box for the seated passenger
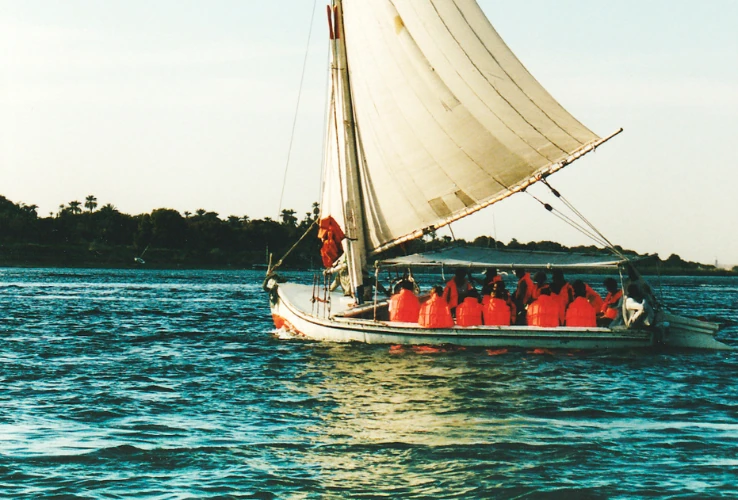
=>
[584,282,604,311]
[527,287,560,327]
[598,277,623,327]
[550,269,573,324]
[623,284,654,328]
[513,268,534,325]
[419,285,454,329]
[443,268,474,315]
[482,268,503,287]
[530,271,549,301]
[484,286,512,326]
[566,280,597,327]
[456,289,484,327]
[389,280,421,323]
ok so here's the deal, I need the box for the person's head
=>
[454,268,467,283]
[493,286,507,299]
[484,268,498,280]
[463,288,480,302]
[400,280,414,292]
[552,269,566,286]
[533,271,547,286]
[481,283,494,297]
[493,281,506,293]
[627,283,642,301]
[393,282,403,294]
[603,277,618,293]
[515,268,526,279]
[431,285,444,297]
[539,286,551,296]
[572,279,587,298]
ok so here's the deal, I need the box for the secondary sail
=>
[334,0,601,255]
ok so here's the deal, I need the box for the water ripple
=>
[0,269,737,498]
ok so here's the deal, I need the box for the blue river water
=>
[1,268,737,499]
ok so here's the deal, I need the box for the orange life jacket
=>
[549,290,568,326]
[482,295,491,307]
[601,290,623,320]
[484,298,512,326]
[566,296,597,327]
[527,295,560,327]
[456,297,484,327]
[418,295,454,329]
[531,283,551,302]
[585,284,604,311]
[317,216,345,268]
[554,282,573,309]
[389,289,421,323]
[514,273,534,306]
[443,279,472,310]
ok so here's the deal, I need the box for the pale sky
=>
[2,1,737,266]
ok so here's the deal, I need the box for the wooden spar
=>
[333,0,368,300]
[368,128,624,257]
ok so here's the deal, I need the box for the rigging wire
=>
[524,190,611,248]
[539,178,626,259]
[277,0,319,218]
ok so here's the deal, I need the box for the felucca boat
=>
[264,0,727,350]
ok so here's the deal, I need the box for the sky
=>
[2,0,737,266]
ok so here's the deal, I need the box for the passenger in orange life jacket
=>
[418,285,454,329]
[389,280,421,323]
[527,287,560,327]
[597,277,623,327]
[584,282,604,312]
[455,289,484,327]
[566,280,597,327]
[531,271,549,301]
[481,268,503,288]
[549,269,572,326]
[495,281,517,324]
[443,268,474,315]
[513,268,534,325]
[484,284,513,326]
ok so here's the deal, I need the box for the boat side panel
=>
[271,284,654,349]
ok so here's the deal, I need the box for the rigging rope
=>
[524,178,629,262]
[277,0,319,217]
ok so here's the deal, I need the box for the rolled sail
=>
[336,0,600,254]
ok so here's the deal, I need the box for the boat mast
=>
[330,0,367,303]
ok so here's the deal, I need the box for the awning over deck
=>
[377,246,630,270]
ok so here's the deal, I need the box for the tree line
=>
[0,194,734,274]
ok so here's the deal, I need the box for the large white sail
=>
[333,0,601,254]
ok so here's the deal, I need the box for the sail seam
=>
[368,0,514,200]
[397,0,554,166]
[454,0,596,145]
[446,0,576,153]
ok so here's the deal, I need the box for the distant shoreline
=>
[1,194,736,277]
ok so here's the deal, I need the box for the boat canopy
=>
[376,246,630,270]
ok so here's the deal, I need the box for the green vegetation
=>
[0,195,733,275]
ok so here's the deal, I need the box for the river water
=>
[1,268,737,499]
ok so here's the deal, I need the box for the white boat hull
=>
[266,283,730,350]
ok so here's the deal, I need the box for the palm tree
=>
[195,209,206,217]
[99,203,118,214]
[184,211,191,218]
[68,200,82,214]
[20,204,38,217]
[85,195,98,213]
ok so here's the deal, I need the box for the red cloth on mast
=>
[318,216,345,268]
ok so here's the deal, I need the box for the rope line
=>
[277,0,319,217]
